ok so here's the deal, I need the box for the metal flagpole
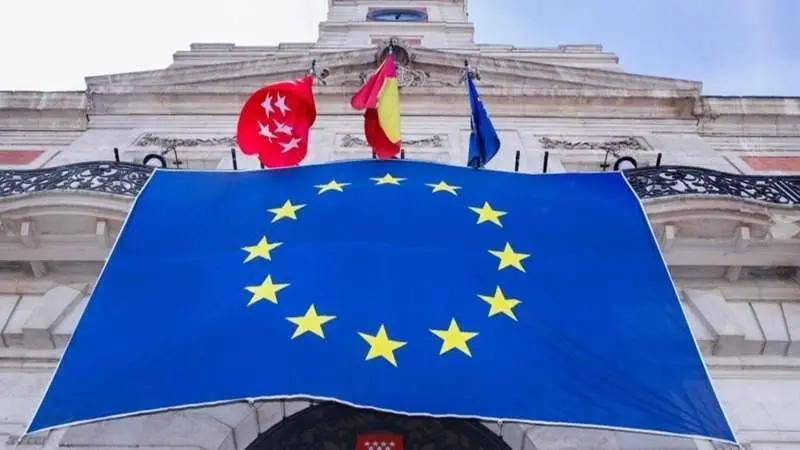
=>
[464,59,480,169]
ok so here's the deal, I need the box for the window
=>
[366,8,428,22]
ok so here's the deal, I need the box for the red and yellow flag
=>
[350,54,401,159]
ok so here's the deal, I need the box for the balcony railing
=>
[1,161,799,205]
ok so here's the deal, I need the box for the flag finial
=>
[462,59,479,82]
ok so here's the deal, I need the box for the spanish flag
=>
[350,54,401,159]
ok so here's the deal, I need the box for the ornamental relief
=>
[133,133,236,150]
[538,136,650,157]
[336,66,465,88]
[339,133,446,148]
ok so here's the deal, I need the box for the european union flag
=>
[466,75,501,168]
[27,160,735,443]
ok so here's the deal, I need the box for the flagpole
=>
[464,59,480,170]
[309,59,317,78]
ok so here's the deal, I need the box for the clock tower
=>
[316,0,474,50]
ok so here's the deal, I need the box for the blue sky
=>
[0,0,796,95]
[471,0,798,96]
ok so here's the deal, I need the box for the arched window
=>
[247,402,512,450]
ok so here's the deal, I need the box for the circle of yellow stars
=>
[239,171,529,368]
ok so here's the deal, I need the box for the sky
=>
[0,0,796,96]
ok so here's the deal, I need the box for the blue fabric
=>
[28,160,735,443]
[466,76,501,168]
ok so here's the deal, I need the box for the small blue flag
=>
[27,160,735,443]
[466,76,501,168]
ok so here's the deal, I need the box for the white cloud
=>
[0,0,326,90]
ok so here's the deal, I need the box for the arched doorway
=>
[247,402,512,450]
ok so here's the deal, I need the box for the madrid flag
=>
[350,54,401,159]
[236,75,317,168]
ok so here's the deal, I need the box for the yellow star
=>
[245,275,289,306]
[286,305,336,339]
[425,181,461,195]
[241,236,282,263]
[358,324,407,367]
[315,180,350,194]
[430,318,479,357]
[370,173,406,185]
[478,286,522,321]
[488,242,530,272]
[469,202,507,227]
[268,200,306,223]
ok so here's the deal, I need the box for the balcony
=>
[1,160,799,205]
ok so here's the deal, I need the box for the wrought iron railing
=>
[624,165,800,205]
[1,161,799,205]
[0,162,152,198]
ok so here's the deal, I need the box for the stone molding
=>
[0,91,89,131]
[0,190,131,220]
[80,88,698,118]
[1,49,798,134]
[0,91,87,111]
[697,97,800,118]
[79,47,699,94]
[411,49,701,91]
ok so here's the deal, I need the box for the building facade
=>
[1,0,800,448]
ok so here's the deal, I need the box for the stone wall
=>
[4,115,751,173]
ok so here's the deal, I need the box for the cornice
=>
[84,87,698,118]
[0,190,132,221]
[645,196,800,217]
[0,91,87,110]
[697,96,800,117]
[414,48,702,92]
[0,91,88,131]
[85,49,375,89]
[84,46,701,94]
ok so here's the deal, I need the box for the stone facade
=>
[1,0,800,449]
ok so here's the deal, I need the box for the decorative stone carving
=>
[340,134,368,148]
[134,133,236,150]
[340,133,445,148]
[396,65,431,87]
[374,36,415,66]
[406,135,445,148]
[340,67,432,87]
[539,136,646,153]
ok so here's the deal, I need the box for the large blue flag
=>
[466,76,501,168]
[28,160,735,443]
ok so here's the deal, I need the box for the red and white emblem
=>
[236,75,317,168]
[355,433,403,450]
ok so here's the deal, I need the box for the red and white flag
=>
[236,75,317,168]
[355,433,403,450]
